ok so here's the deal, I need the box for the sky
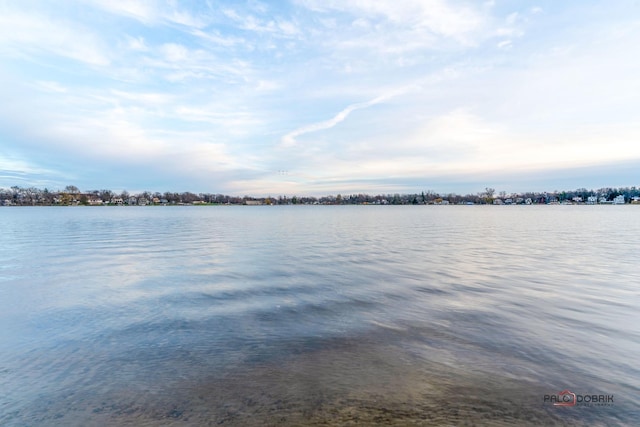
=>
[1,0,639,196]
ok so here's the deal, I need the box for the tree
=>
[485,187,495,199]
[99,189,113,202]
[65,185,80,194]
[60,193,72,205]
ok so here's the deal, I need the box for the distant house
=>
[111,197,124,206]
[88,198,103,206]
[613,195,625,205]
[127,196,138,205]
[587,196,597,205]
[244,200,262,205]
[493,199,503,205]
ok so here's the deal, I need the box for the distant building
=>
[244,200,262,205]
[587,196,597,204]
[613,195,625,205]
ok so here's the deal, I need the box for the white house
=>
[613,195,625,204]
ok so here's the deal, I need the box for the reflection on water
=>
[0,206,638,426]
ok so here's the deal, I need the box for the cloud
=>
[0,154,60,177]
[221,8,301,38]
[34,81,68,93]
[161,43,190,62]
[298,0,486,44]
[109,90,173,105]
[86,0,208,28]
[126,36,148,51]
[0,8,110,66]
[190,29,245,48]
[281,90,406,147]
[271,101,640,195]
[86,0,159,24]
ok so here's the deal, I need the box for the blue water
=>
[0,206,638,426]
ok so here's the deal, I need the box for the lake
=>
[0,205,638,426]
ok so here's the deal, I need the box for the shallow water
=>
[0,205,638,425]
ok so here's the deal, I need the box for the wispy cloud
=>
[86,0,208,28]
[126,36,148,51]
[281,90,407,147]
[33,81,68,93]
[0,155,60,177]
[190,29,246,48]
[298,0,486,44]
[0,8,110,66]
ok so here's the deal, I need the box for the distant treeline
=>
[2,185,639,206]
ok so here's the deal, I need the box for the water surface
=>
[0,206,638,425]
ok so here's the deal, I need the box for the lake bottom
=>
[5,326,619,427]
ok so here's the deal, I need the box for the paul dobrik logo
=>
[544,390,614,407]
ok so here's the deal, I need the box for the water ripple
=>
[1,206,638,425]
